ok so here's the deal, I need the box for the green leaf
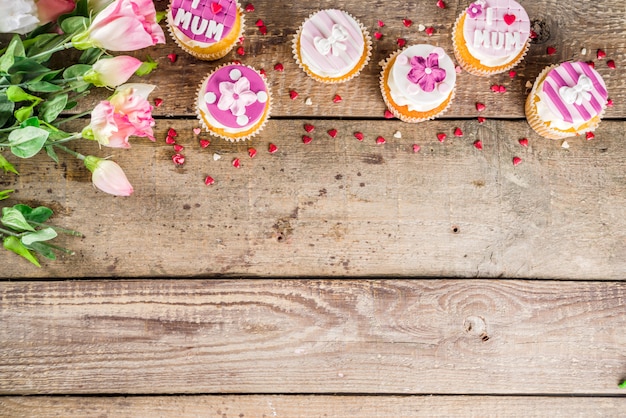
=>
[45,145,59,163]
[14,105,34,123]
[8,57,51,78]
[60,16,89,35]
[135,56,158,76]
[23,205,53,223]
[0,154,19,175]
[6,86,40,103]
[619,381,626,389]
[0,35,25,73]
[63,64,92,79]
[25,241,57,260]
[79,48,104,65]
[20,116,40,128]
[21,227,57,246]
[1,207,36,232]
[25,81,63,93]
[0,190,14,200]
[3,236,40,267]
[0,92,15,128]
[8,126,49,158]
[40,93,68,123]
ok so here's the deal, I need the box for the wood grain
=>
[2,395,625,417]
[1,119,625,279]
[1,279,625,395]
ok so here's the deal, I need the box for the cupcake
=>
[196,63,271,141]
[167,0,244,60]
[293,9,372,83]
[380,44,457,123]
[525,61,608,139]
[452,0,530,76]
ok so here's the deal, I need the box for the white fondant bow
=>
[559,75,593,105]
[314,24,349,56]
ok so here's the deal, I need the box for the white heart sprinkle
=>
[561,141,570,149]
[305,98,313,105]
[525,81,533,88]
[237,115,249,126]
[204,92,217,104]
[580,48,587,55]
[418,24,426,31]
[393,131,401,138]
[213,153,221,161]
[229,69,242,80]
[256,91,268,103]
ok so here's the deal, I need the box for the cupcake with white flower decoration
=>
[380,44,457,123]
[196,63,271,141]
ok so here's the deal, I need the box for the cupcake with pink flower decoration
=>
[380,44,456,123]
[196,63,271,141]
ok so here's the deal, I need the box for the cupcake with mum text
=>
[196,63,271,141]
[525,61,608,139]
[167,0,244,60]
[452,0,530,76]
[293,9,372,83]
[380,44,457,123]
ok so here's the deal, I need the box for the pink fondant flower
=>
[83,156,134,196]
[407,53,447,93]
[72,0,165,51]
[217,77,257,117]
[83,83,156,148]
[83,55,142,88]
[467,2,484,18]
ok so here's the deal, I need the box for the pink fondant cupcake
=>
[293,9,372,83]
[196,63,271,141]
[525,61,609,139]
[452,0,531,76]
[167,0,244,60]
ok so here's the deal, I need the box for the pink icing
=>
[463,0,530,58]
[541,62,608,124]
[203,65,268,129]
[170,0,237,43]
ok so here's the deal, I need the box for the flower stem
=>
[54,144,85,160]
[0,226,20,237]
[27,220,83,237]
[56,110,92,126]
[29,42,74,61]
[39,241,76,256]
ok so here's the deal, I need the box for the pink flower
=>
[407,53,447,93]
[467,2,484,18]
[72,0,165,51]
[36,0,76,25]
[84,83,156,148]
[83,156,133,196]
[218,77,257,117]
[83,55,142,88]
[0,0,75,34]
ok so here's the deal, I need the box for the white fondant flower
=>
[217,77,257,117]
[314,24,349,56]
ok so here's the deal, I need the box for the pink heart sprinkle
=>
[376,136,386,145]
[274,63,284,71]
[547,46,557,55]
[476,102,486,112]
[606,98,614,107]
[204,176,215,185]
[499,85,507,93]
[328,129,338,138]
[587,61,595,68]
[199,139,210,148]
[436,0,446,9]
[425,27,434,36]
[167,53,177,63]
[403,19,412,27]
[238,36,245,44]
[354,132,364,141]
[173,144,184,152]
[509,70,517,78]
[384,110,394,119]
[333,94,342,103]
[412,144,421,153]
[374,32,383,40]
[503,14,516,25]
[172,153,185,165]
[168,128,178,137]
[377,20,384,27]
[397,38,406,47]
[289,90,298,100]
[268,143,278,153]
[304,124,315,132]
[248,148,257,158]
[232,158,241,168]
[491,84,500,93]
[165,136,176,145]
[255,19,264,27]
[454,127,463,137]
[455,66,462,73]
[586,132,595,140]
[530,30,538,39]
[193,128,201,135]
[597,49,606,59]
[512,156,522,166]
[477,116,486,124]
[302,135,313,144]
[437,132,446,142]
[210,2,222,14]
[154,98,163,107]
[473,140,483,150]
[244,3,254,12]
[519,138,529,147]
[607,60,616,69]
[259,25,268,35]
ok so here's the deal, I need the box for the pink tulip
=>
[36,0,76,25]
[72,0,165,51]
[84,83,156,148]
[83,55,142,88]
[83,156,133,196]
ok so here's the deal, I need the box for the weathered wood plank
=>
[1,395,625,417]
[1,119,624,279]
[1,280,625,395]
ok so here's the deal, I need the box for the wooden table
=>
[1,0,625,415]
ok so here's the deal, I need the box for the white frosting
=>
[388,45,456,112]
[535,90,587,131]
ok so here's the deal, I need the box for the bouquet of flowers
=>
[0,0,165,266]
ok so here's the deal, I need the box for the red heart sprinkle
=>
[259,25,267,35]
[607,98,614,107]
[154,98,163,107]
[268,143,278,153]
[255,19,264,26]
[204,176,215,185]
[274,62,284,71]
[244,3,254,12]
[248,148,257,158]
[384,109,394,119]
[499,85,507,93]
[473,140,483,150]
[259,68,266,77]
[586,61,595,68]
[412,144,421,153]
[374,32,383,40]
[529,30,538,39]
[302,135,313,144]
[172,153,185,165]
[376,136,386,144]
[454,127,463,137]
[397,38,406,47]
[333,94,342,103]
[354,132,364,141]
[547,46,557,55]
[437,132,447,142]
[232,158,241,168]
[328,129,338,138]
[503,14,516,25]
[402,19,412,27]
[477,116,486,124]
[425,27,434,36]
[512,156,522,166]
[238,36,245,44]
[168,128,178,137]
[509,70,517,78]
[519,138,528,147]
[585,131,595,140]
[377,20,384,27]
[199,139,210,148]
[210,2,222,14]
[236,46,245,55]
[173,144,184,152]
[232,60,241,65]
[607,60,616,69]
[597,49,606,59]
[167,53,177,63]
[165,135,176,145]
[491,84,500,93]
[304,124,315,132]
[289,90,298,100]
[476,102,486,112]
[437,0,446,9]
